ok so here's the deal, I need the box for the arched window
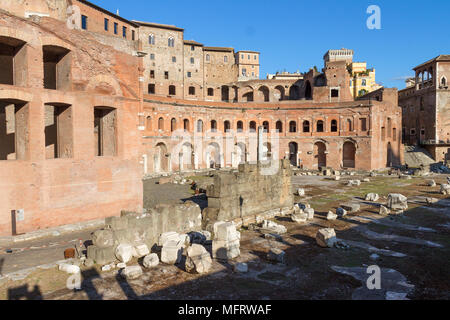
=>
[224,120,231,132]
[237,121,243,132]
[149,34,155,45]
[442,77,447,86]
[289,121,297,133]
[303,121,310,133]
[171,118,176,132]
[317,120,324,132]
[146,116,151,130]
[169,85,176,95]
[158,117,164,130]
[206,54,210,62]
[197,120,203,133]
[276,121,283,133]
[211,120,217,132]
[183,119,189,132]
[168,37,174,47]
[263,121,269,133]
[207,88,214,96]
[249,121,257,132]
[331,120,338,132]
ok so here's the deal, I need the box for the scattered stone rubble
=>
[365,193,380,202]
[212,221,241,260]
[336,207,348,217]
[341,203,360,213]
[327,211,338,221]
[87,202,202,266]
[185,244,212,274]
[161,240,184,264]
[316,228,338,248]
[260,220,287,234]
[387,194,408,211]
[426,179,436,187]
[143,253,159,269]
[440,184,450,195]
[121,266,143,280]
[379,205,391,215]
[267,248,286,263]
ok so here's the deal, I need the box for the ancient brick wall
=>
[0,11,142,236]
[202,160,294,227]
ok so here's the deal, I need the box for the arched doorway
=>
[274,85,285,101]
[313,142,326,168]
[387,142,393,167]
[289,142,298,166]
[155,142,169,172]
[221,86,229,101]
[258,86,270,102]
[180,143,194,170]
[236,143,246,165]
[206,142,221,168]
[343,141,356,168]
[289,85,300,100]
[305,81,312,99]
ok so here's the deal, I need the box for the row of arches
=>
[146,116,360,134]
[151,139,359,174]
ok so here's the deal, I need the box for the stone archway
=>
[180,143,194,170]
[206,142,221,169]
[343,141,356,168]
[289,142,298,166]
[235,142,247,166]
[387,142,393,167]
[314,141,326,168]
[305,81,312,99]
[155,142,169,173]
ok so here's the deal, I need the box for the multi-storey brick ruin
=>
[398,55,450,162]
[0,0,405,236]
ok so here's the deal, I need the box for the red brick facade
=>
[0,0,403,236]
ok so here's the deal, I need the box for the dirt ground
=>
[1,172,449,300]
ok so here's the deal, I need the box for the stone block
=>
[341,203,360,213]
[327,211,338,220]
[212,239,240,260]
[365,193,380,202]
[115,244,133,263]
[143,253,159,269]
[133,244,150,258]
[316,228,337,248]
[161,240,183,264]
[87,245,115,265]
[92,229,114,248]
[267,248,285,263]
[387,193,408,210]
[121,266,143,280]
[185,244,212,274]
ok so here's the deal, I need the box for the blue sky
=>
[89,0,449,89]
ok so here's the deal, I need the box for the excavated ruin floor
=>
[1,173,449,300]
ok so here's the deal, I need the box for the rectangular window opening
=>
[45,103,73,159]
[94,107,117,157]
[0,100,29,160]
[43,45,71,90]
